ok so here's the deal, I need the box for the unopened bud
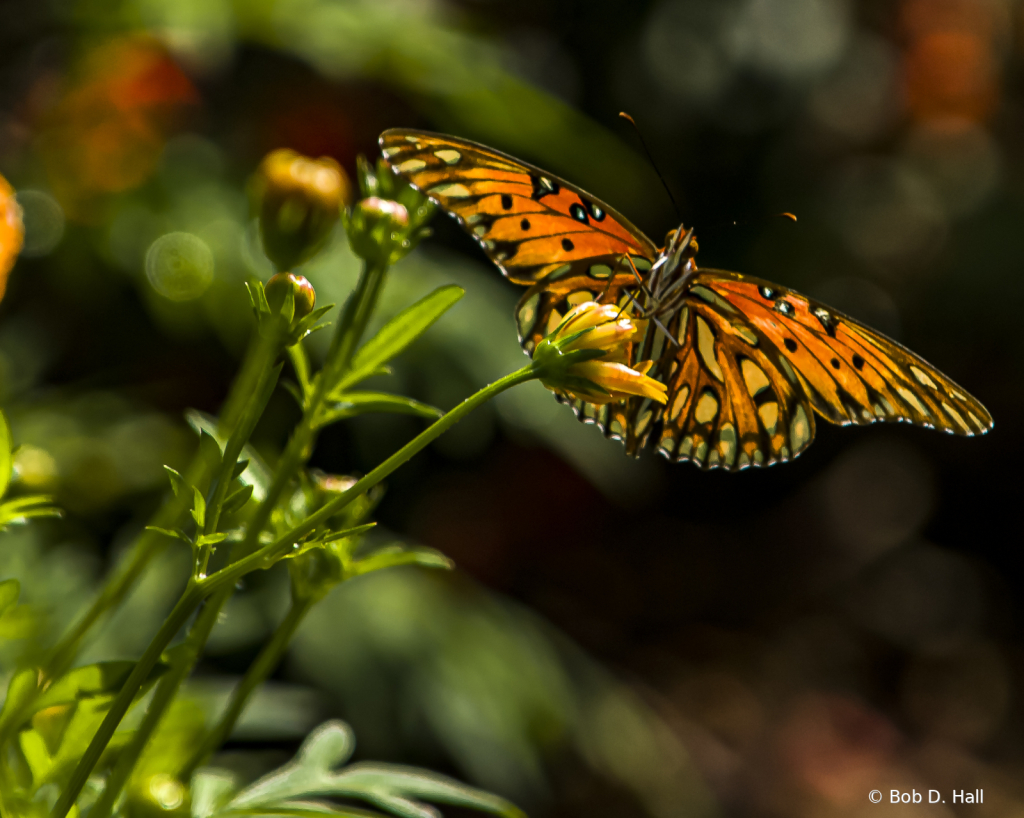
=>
[346,197,410,266]
[253,149,351,271]
[264,272,316,319]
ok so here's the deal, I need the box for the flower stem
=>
[266,364,537,550]
[50,584,205,818]
[233,260,388,560]
[180,595,313,779]
[51,359,537,815]
[43,330,282,682]
[64,262,392,813]
[87,595,223,818]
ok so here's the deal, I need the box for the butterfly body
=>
[380,128,992,470]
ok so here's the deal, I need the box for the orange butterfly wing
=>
[641,270,992,469]
[379,129,657,286]
[380,129,993,471]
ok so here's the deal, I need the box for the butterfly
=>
[379,128,993,471]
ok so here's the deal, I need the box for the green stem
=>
[234,260,388,560]
[58,263,391,813]
[42,330,281,683]
[266,365,537,551]
[180,596,313,778]
[50,585,205,818]
[52,363,536,816]
[87,597,223,818]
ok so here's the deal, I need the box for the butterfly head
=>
[664,226,698,259]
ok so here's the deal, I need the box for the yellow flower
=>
[533,301,668,405]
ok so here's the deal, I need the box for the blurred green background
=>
[1,0,1022,815]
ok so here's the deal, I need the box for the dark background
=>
[0,0,1021,815]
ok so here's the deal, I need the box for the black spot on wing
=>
[784,338,798,353]
[562,238,575,252]
[569,202,589,224]
[813,307,839,337]
[530,174,560,200]
[501,194,513,210]
[584,197,605,221]
[490,239,520,262]
[520,218,531,230]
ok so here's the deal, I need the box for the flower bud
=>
[533,301,668,405]
[253,149,351,271]
[0,174,23,304]
[345,196,410,266]
[264,272,316,319]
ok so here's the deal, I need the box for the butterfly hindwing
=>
[647,300,816,469]
[380,129,658,285]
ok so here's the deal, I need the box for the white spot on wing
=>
[434,149,461,165]
[910,365,938,388]
[430,182,472,198]
[396,158,427,173]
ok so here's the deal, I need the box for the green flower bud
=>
[264,272,316,319]
[346,196,411,266]
[253,149,351,271]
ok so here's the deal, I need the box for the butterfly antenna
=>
[619,112,681,221]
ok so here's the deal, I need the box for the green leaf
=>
[333,286,464,394]
[0,603,38,640]
[146,526,194,547]
[20,727,53,783]
[0,409,11,500]
[349,545,453,578]
[192,485,208,529]
[287,341,312,398]
[0,668,39,734]
[232,459,251,480]
[0,578,20,618]
[227,721,524,818]
[187,411,273,503]
[222,484,255,516]
[272,524,376,567]
[130,698,207,792]
[200,428,225,470]
[192,771,239,818]
[164,466,189,497]
[35,661,169,713]
[247,280,271,317]
[197,532,230,549]
[316,393,443,428]
[0,495,62,530]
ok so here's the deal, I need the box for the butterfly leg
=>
[620,285,681,348]
[615,253,658,320]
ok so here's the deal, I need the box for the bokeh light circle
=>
[144,231,214,301]
[16,190,65,257]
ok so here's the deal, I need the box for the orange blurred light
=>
[35,36,198,221]
[0,174,23,303]
[904,31,998,123]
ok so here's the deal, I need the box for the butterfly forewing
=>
[380,129,658,285]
